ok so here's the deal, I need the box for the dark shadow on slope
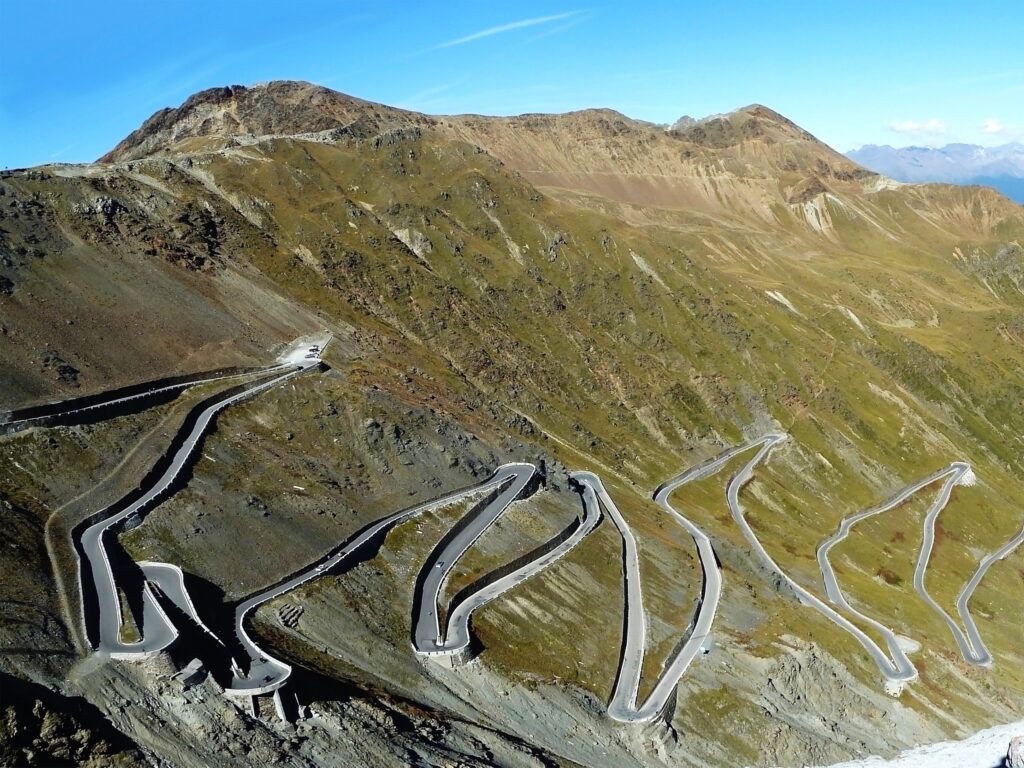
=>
[149,574,238,689]
[409,482,510,647]
[78,538,101,649]
[107,540,149,642]
[222,469,515,670]
[586,481,633,711]
[1,365,266,434]
[220,511,418,676]
[42,388,183,429]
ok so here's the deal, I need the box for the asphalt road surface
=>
[954,515,1024,668]
[911,463,995,665]
[438,474,602,656]
[413,463,536,655]
[584,436,783,723]
[2,366,288,432]
[730,434,925,683]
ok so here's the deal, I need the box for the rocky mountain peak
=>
[670,103,820,147]
[99,80,418,163]
[669,115,697,131]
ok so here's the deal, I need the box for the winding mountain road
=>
[954,517,1024,667]
[413,463,537,655]
[229,464,538,693]
[912,463,997,665]
[438,477,602,657]
[231,461,603,692]
[815,466,970,681]
[817,461,1021,669]
[79,356,320,659]
[719,434,927,684]
[2,366,288,433]
[42,339,1017,718]
[578,436,783,722]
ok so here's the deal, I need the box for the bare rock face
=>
[1008,735,1024,768]
[0,671,145,767]
[99,81,420,164]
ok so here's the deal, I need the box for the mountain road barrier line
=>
[817,464,974,680]
[955,516,1024,667]
[412,463,538,655]
[41,361,305,653]
[77,356,321,659]
[438,475,603,656]
[138,561,224,645]
[1,364,290,434]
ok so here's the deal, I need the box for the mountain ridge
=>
[94,81,1024,231]
[100,81,869,196]
[100,81,840,164]
[92,80,924,233]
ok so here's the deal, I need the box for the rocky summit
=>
[1,80,1023,768]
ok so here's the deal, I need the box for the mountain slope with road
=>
[1,82,1023,768]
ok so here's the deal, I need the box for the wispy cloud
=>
[397,77,472,111]
[48,142,77,160]
[887,118,946,135]
[435,11,581,49]
[981,118,1021,138]
[521,16,585,45]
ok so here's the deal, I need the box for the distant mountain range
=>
[846,142,1024,203]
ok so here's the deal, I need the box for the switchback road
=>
[79,356,320,659]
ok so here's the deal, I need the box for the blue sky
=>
[2,0,1022,169]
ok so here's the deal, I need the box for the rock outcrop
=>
[1009,735,1024,768]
